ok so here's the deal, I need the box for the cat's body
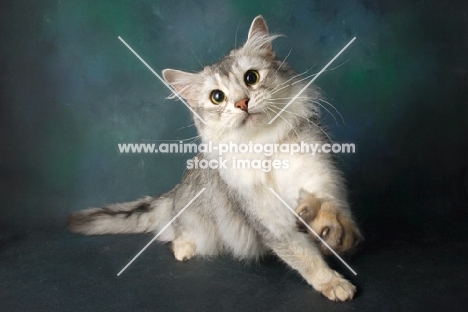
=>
[69,16,362,301]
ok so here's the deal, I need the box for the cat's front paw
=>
[295,191,363,255]
[319,275,356,301]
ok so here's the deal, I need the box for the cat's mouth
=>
[241,112,262,124]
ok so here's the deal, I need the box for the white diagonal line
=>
[268,37,356,124]
[118,36,207,125]
[117,188,206,276]
[268,188,357,276]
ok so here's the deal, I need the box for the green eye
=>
[210,90,226,105]
[244,70,260,86]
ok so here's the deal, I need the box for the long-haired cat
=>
[69,16,363,301]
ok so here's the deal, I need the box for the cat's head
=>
[163,16,320,143]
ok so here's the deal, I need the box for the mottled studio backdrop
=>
[1,0,467,240]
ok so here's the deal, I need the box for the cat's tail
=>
[67,189,175,240]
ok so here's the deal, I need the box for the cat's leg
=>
[170,222,225,261]
[295,190,363,255]
[266,232,356,301]
[172,238,196,261]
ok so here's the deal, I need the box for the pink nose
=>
[234,98,249,112]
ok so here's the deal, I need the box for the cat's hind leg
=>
[170,226,224,261]
[172,239,196,261]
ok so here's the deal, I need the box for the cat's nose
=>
[234,98,249,112]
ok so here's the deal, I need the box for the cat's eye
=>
[244,70,260,86]
[210,90,226,105]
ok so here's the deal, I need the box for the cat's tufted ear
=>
[162,69,197,105]
[244,15,275,57]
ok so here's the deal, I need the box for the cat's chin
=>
[239,112,263,126]
[243,113,260,123]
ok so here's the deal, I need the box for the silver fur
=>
[69,16,362,301]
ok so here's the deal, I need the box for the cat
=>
[68,16,363,301]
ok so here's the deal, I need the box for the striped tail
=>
[68,190,174,240]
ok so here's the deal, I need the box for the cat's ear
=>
[247,16,270,44]
[162,69,197,104]
[244,15,275,57]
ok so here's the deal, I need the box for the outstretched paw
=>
[295,190,363,255]
[319,275,356,301]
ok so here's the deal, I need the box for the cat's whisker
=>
[268,97,339,126]
[268,83,296,97]
[269,97,311,101]
[326,58,351,72]
[175,123,197,132]
[307,123,333,143]
[292,60,349,86]
[318,98,345,124]
[190,47,205,68]
[268,105,333,143]
[234,21,241,49]
[290,72,320,86]
[262,107,273,119]
[268,63,318,95]
[269,104,310,122]
[269,59,350,99]
[266,107,299,138]
[269,80,345,125]
[310,100,339,126]
[268,68,310,94]
[141,134,201,143]
[274,48,292,76]
[184,135,201,147]
[268,72,320,96]
[289,62,349,87]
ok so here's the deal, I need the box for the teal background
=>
[1,0,467,239]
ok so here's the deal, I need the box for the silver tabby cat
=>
[69,16,363,301]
